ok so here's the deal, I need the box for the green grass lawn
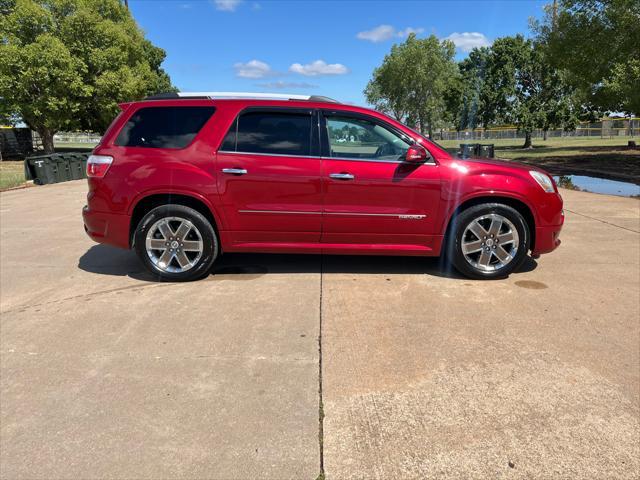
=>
[438,136,633,154]
[53,142,97,151]
[0,162,27,190]
[439,136,639,183]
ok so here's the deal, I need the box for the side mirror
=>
[405,144,428,163]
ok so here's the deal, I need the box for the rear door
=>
[319,110,441,247]
[216,107,322,245]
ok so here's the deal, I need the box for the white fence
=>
[52,132,102,144]
[439,118,639,141]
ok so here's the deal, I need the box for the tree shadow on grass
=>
[78,244,537,282]
[502,154,640,183]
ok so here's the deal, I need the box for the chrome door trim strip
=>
[327,212,426,218]
[239,209,322,215]
[238,209,426,219]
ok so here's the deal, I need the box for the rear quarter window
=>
[115,106,215,149]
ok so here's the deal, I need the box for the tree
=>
[480,35,578,148]
[447,47,491,133]
[534,0,640,115]
[0,0,174,153]
[363,51,409,122]
[364,34,458,138]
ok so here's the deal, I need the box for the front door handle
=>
[329,172,355,180]
[222,168,248,175]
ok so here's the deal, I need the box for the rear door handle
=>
[222,168,248,175]
[329,173,355,180]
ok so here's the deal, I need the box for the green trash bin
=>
[25,155,58,185]
[478,144,495,158]
[67,153,84,180]
[52,154,72,182]
[24,157,34,181]
[459,143,479,158]
[80,153,90,179]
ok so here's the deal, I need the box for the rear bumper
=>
[532,223,563,255]
[82,205,130,249]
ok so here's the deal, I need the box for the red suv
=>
[82,92,563,281]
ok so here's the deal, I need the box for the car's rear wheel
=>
[448,203,530,280]
[134,204,218,281]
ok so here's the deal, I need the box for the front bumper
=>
[532,223,563,255]
[82,205,130,249]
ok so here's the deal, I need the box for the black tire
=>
[447,203,530,280]
[133,204,218,282]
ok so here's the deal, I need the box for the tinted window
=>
[234,111,312,156]
[115,106,215,149]
[326,115,411,160]
[220,117,237,151]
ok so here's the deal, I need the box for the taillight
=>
[86,155,113,178]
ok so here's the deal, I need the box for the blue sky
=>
[131,0,548,105]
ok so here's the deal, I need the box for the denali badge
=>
[398,215,425,220]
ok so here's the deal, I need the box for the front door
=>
[320,111,441,248]
[216,107,322,246]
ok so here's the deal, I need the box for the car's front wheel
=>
[448,203,530,280]
[134,204,218,281]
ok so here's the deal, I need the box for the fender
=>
[437,180,540,235]
[128,187,227,232]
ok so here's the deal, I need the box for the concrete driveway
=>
[1,181,638,479]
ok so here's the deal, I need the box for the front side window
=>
[115,106,215,149]
[222,111,313,156]
[325,115,411,161]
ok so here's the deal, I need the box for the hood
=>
[461,156,549,175]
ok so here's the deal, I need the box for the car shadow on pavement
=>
[78,244,537,281]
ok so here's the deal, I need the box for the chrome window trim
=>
[217,150,436,165]
[219,150,321,159]
[321,155,436,165]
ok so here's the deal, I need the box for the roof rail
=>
[144,92,340,103]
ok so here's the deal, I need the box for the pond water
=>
[554,175,640,197]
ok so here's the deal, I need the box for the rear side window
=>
[222,111,312,156]
[115,106,215,149]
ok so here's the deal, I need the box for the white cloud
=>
[357,25,396,43]
[256,81,318,89]
[356,25,424,43]
[213,0,242,11]
[234,60,273,78]
[397,27,425,38]
[289,60,349,77]
[445,32,492,52]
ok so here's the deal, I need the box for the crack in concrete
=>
[317,254,325,479]
[565,208,640,234]
[0,283,172,316]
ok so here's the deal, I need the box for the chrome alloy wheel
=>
[145,217,204,273]
[461,213,520,272]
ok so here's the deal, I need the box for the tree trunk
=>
[543,129,548,141]
[426,116,433,139]
[40,129,55,154]
[523,131,532,149]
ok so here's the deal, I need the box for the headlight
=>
[529,170,555,193]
